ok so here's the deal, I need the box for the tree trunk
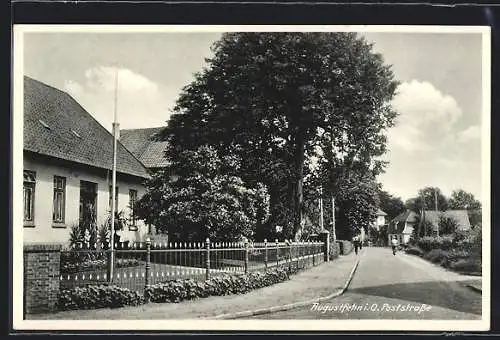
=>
[293,134,306,241]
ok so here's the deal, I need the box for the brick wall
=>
[23,244,62,315]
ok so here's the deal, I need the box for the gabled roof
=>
[376,208,387,216]
[388,210,418,234]
[24,76,150,179]
[422,210,471,231]
[120,127,170,169]
[392,210,418,224]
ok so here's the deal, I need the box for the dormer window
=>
[38,119,50,129]
[71,130,81,138]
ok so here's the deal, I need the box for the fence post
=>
[244,240,249,274]
[205,238,210,280]
[294,241,298,270]
[298,242,302,269]
[312,241,316,266]
[144,237,151,301]
[264,239,268,270]
[288,240,292,272]
[275,239,279,267]
[319,230,330,262]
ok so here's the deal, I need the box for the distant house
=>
[23,76,151,246]
[119,127,170,173]
[421,210,471,234]
[388,210,419,245]
[371,208,388,230]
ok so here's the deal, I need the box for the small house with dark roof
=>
[23,76,151,245]
[421,210,471,234]
[388,210,419,245]
[119,127,170,172]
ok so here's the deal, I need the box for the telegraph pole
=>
[434,189,439,236]
[319,186,324,230]
[421,191,426,237]
[331,195,336,241]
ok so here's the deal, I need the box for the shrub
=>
[417,235,454,252]
[446,248,471,261]
[57,285,145,311]
[405,246,424,257]
[146,267,292,303]
[453,228,482,256]
[329,241,340,260]
[337,240,353,255]
[60,258,140,274]
[438,216,459,235]
[449,258,482,274]
[423,249,449,265]
[58,267,298,310]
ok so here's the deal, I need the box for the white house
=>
[372,208,387,230]
[23,76,152,246]
[388,210,418,245]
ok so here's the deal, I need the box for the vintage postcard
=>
[12,24,491,331]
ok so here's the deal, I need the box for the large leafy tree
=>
[377,188,405,221]
[135,146,270,242]
[448,189,481,210]
[159,32,398,240]
[448,189,482,228]
[334,175,380,240]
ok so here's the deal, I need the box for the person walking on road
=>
[391,236,399,255]
[353,236,360,255]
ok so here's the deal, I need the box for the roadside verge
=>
[209,248,365,319]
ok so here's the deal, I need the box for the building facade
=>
[388,210,418,245]
[23,76,151,246]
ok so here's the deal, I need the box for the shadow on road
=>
[348,279,482,315]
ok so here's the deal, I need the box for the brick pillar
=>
[319,230,330,262]
[23,244,62,315]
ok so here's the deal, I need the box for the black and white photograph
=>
[12,25,490,331]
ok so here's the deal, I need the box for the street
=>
[245,247,482,320]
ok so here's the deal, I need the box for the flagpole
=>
[109,68,119,282]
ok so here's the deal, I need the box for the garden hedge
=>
[146,267,296,303]
[417,235,454,252]
[336,240,353,255]
[57,267,299,311]
[405,246,424,257]
[329,241,340,260]
[57,285,144,310]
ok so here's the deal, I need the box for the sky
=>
[22,29,485,202]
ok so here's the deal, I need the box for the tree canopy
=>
[377,188,405,221]
[154,32,399,240]
[135,146,270,242]
[448,189,481,210]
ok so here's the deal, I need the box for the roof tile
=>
[120,127,169,169]
[24,76,150,179]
